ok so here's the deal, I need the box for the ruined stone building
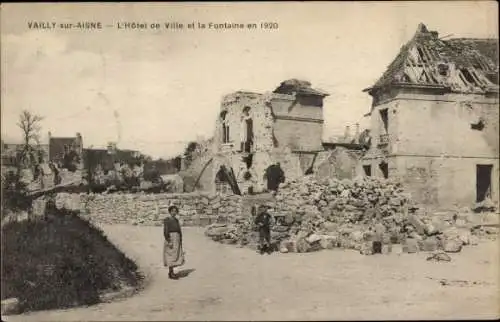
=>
[362,23,499,208]
[194,79,337,194]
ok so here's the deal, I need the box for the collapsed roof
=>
[365,23,499,95]
[274,79,329,97]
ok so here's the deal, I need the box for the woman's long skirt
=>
[163,232,185,268]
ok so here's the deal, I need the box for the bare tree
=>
[16,110,44,172]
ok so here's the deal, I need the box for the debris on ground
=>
[426,251,452,262]
[205,176,499,256]
[426,277,492,287]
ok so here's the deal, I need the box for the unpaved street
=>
[6,224,499,321]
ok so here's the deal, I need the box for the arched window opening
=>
[240,106,254,152]
[220,111,230,143]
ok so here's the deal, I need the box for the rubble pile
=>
[205,176,499,255]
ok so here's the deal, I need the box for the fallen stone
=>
[392,244,403,254]
[444,239,462,253]
[424,222,440,236]
[443,227,459,240]
[408,214,426,235]
[403,239,419,253]
[306,234,321,244]
[409,232,424,241]
[426,252,452,262]
[455,219,468,228]
[457,229,471,245]
[469,235,479,246]
[350,231,364,243]
[419,237,439,252]
[279,247,289,253]
[322,221,338,232]
[296,238,311,253]
[319,235,336,249]
[484,226,499,235]
[360,242,374,255]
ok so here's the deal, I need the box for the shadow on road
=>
[176,268,196,279]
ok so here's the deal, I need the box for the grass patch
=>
[1,208,144,313]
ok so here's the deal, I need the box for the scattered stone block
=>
[457,229,471,245]
[403,239,419,253]
[419,237,439,252]
[360,242,373,255]
[444,239,462,253]
[408,214,426,235]
[484,226,499,235]
[392,244,403,254]
[426,252,451,262]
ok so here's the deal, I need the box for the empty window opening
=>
[220,111,227,120]
[222,123,230,144]
[363,165,372,176]
[243,153,253,169]
[379,162,389,179]
[471,120,485,131]
[220,111,230,144]
[223,126,230,143]
[379,108,389,133]
[438,64,449,76]
[243,118,253,152]
[461,69,477,85]
[416,47,429,63]
[476,164,493,202]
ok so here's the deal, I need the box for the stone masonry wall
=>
[362,91,499,208]
[48,192,244,226]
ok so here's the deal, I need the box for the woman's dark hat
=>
[168,205,179,213]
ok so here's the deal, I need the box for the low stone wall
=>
[51,192,244,226]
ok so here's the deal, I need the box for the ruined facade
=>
[362,24,499,208]
[200,79,330,194]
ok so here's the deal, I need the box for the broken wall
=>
[214,92,274,154]
[363,90,499,208]
[313,148,364,181]
[271,94,324,151]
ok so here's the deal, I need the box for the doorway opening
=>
[476,164,493,202]
[363,165,372,177]
[379,162,389,179]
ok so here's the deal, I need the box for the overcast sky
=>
[1,2,498,158]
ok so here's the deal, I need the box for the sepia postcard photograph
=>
[1,1,499,321]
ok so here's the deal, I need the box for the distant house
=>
[144,158,181,177]
[1,140,49,167]
[48,132,83,170]
[83,145,142,174]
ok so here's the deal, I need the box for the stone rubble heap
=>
[205,176,499,255]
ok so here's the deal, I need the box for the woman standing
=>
[163,205,185,279]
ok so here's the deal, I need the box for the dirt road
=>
[6,224,499,321]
